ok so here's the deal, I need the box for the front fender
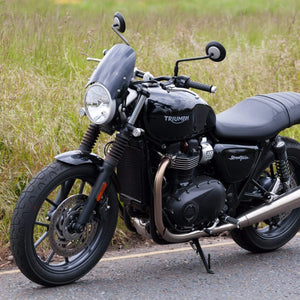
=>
[55,150,120,192]
[55,150,104,166]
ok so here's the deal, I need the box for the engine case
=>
[163,176,226,230]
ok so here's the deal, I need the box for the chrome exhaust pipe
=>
[132,217,152,239]
[154,157,300,243]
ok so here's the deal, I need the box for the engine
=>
[117,136,226,234]
[162,138,226,232]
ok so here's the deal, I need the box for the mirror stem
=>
[174,55,211,76]
[112,25,130,46]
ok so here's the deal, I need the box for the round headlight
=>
[84,83,116,125]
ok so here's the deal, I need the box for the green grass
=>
[1,0,300,258]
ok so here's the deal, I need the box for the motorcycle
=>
[10,12,300,286]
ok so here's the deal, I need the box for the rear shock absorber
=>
[273,138,290,192]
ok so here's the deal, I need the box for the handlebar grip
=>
[187,80,217,93]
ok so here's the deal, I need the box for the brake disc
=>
[48,194,98,257]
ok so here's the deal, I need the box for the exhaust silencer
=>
[154,157,300,243]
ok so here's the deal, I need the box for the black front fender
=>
[55,150,104,166]
[55,150,120,191]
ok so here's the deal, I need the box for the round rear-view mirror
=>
[113,12,126,33]
[205,41,226,62]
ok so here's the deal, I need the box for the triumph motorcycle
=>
[10,13,300,286]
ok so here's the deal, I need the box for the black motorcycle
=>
[10,13,300,286]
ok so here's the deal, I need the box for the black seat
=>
[215,92,300,142]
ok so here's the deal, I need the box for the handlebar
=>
[133,69,217,93]
[186,79,217,93]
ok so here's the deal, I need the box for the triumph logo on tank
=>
[164,115,190,124]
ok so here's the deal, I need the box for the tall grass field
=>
[0,0,299,260]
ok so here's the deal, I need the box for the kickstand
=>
[190,239,214,274]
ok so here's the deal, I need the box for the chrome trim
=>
[210,86,217,93]
[84,82,115,125]
[132,218,152,239]
[126,88,138,107]
[166,86,200,98]
[87,57,102,62]
[128,94,148,125]
[170,155,200,170]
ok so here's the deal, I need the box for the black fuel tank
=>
[143,87,215,142]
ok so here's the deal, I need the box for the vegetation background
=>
[0,0,299,261]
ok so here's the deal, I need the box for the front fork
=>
[75,90,149,233]
[74,128,130,233]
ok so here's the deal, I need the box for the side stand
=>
[190,239,214,274]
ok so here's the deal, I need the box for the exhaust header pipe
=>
[154,157,300,243]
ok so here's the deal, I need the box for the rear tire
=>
[231,137,300,253]
[10,161,118,286]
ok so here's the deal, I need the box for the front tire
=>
[10,161,118,286]
[231,137,300,253]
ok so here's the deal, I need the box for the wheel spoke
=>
[60,180,76,199]
[34,231,49,248]
[35,221,49,228]
[51,180,76,209]
[79,180,86,194]
[46,197,58,208]
[46,251,55,264]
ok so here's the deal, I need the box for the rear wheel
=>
[231,137,300,253]
[10,161,118,286]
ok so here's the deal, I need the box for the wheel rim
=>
[31,175,110,273]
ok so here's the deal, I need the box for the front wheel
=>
[231,137,300,253]
[10,161,118,286]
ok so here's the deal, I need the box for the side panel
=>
[213,144,259,183]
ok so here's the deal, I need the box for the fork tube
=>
[128,93,148,125]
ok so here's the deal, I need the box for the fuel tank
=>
[143,86,216,142]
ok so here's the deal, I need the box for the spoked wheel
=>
[231,137,300,253]
[10,161,118,286]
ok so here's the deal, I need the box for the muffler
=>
[154,157,300,243]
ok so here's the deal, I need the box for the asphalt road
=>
[1,235,299,300]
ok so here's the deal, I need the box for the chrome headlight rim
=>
[84,83,116,125]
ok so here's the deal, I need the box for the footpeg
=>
[224,215,240,228]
